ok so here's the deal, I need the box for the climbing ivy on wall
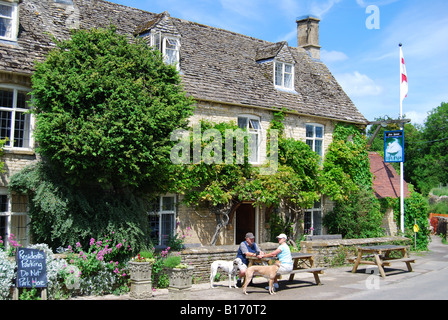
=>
[320,123,373,201]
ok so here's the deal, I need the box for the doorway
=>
[235,203,255,244]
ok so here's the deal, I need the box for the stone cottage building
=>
[0,0,368,248]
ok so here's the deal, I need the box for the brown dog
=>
[242,260,281,295]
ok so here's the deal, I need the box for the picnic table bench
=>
[350,245,416,278]
[247,252,326,285]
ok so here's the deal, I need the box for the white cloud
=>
[320,50,349,63]
[404,110,427,126]
[335,71,383,97]
[355,0,400,8]
[309,0,343,18]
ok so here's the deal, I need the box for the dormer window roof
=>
[0,1,18,42]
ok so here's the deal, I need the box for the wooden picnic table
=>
[246,252,325,285]
[351,245,416,278]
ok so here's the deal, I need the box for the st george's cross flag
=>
[400,46,408,103]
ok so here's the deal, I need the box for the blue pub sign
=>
[384,130,404,163]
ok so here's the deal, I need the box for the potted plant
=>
[129,251,155,299]
[163,254,193,299]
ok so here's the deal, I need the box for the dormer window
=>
[0,1,18,42]
[274,61,294,90]
[152,32,180,70]
[164,37,180,68]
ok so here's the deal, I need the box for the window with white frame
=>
[274,61,294,90]
[148,195,176,247]
[304,200,322,235]
[0,1,18,42]
[238,115,262,164]
[0,189,29,248]
[152,32,180,70]
[0,86,33,150]
[306,123,324,158]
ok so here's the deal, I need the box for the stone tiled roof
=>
[0,0,368,124]
[369,152,410,199]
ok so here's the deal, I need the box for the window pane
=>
[249,132,258,163]
[11,215,27,245]
[284,73,292,89]
[237,117,247,129]
[153,32,161,51]
[0,110,11,144]
[306,139,313,150]
[0,5,12,17]
[166,38,178,48]
[149,214,159,244]
[284,64,292,74]
[315,126,323,138]
[164,38,179,66]
[11,194,27,212]
[312,211,322,235]
[275,62,283,86]
[162,196,175,211]
[249,119,260,130]
[0,194,7,212]
[0,216,6,243]
[314,140,322,156]
[304,211,312,234]
[306,125,314,138]
[160,213,175,246]
[17,91,30,109]
[0,89,13,108]
[0,17,11,38]
[14,111,31,148]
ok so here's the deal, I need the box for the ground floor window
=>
[0,190,29,248]
[304,200,322,235]
[148,195,176,247]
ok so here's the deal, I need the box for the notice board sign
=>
[384,130,404,163]
[16,248,47,288]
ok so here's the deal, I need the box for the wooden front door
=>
[235,203,255,244]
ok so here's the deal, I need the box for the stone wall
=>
[299,236,411,268]
[179,242,278,283]
[177,237,412,283]
[436,217,448,239]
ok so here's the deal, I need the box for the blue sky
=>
[110,0,447,126]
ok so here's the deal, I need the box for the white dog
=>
[210,258,244,288]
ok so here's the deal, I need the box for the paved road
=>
[74,236,448,301]
[164,235,448,301]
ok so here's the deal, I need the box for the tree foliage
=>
[323,186,384,238]
[368,102,448,195]
[321,123,373,201]
[9,162,150,251]
[31,26,194,192]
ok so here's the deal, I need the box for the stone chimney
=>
[297,16,321,60]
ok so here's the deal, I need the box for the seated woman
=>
[258,233,293,290]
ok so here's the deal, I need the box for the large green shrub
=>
[393,188,430,250]
[31,26,194,192]
[323,186,385,238]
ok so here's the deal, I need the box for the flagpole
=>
[399,43,405,234]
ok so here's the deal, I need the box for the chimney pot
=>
[297,16,321,60]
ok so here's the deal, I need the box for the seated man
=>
[236,232,264,287]
[258,233,293,291]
